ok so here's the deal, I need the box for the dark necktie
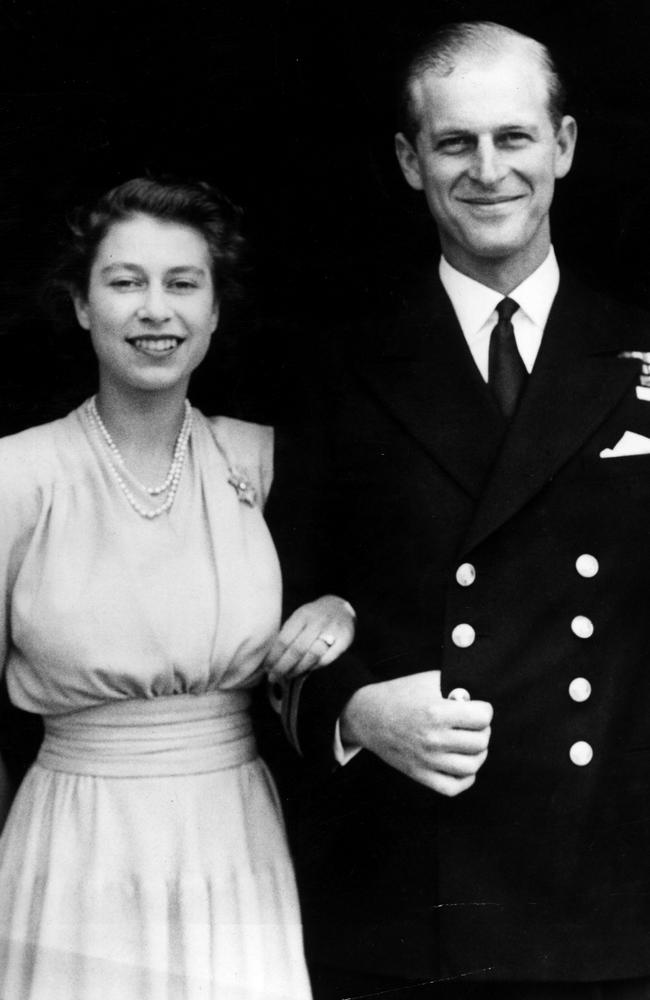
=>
[488,297,526,418]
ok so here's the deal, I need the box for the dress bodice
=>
[0,404,280,716]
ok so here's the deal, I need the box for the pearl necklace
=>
[89,396,193,495]
[87,396,193,520]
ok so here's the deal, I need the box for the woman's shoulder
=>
[204,414,273,451]
[199,413,274,508]
[0,408,85,492]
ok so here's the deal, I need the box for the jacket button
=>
[571,615,594,639]
[568,677,592,702]
[455,563,476,587]
[576,554,599,578]
[451,624,476,648]
[569,740,593,766]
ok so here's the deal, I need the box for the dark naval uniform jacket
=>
[268,270,650,985]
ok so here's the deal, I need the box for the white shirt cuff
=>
[333,718,362,765]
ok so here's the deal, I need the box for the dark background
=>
[2,0,650,431]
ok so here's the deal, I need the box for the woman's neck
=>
[94,383,191,484]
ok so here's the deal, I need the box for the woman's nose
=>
[136,285,172,322]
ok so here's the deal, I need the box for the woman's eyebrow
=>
[99,262,144,275]
[165,266,208,276]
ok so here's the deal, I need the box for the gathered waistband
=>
[37,690,257,777]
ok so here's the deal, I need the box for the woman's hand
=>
[264,595,356,683]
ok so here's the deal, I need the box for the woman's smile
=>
[127,334,186,357]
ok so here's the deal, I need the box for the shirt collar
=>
[438,247,560,339]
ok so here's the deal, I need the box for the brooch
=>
[619,351,650,387]
[227,467,257,507]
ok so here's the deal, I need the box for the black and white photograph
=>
[1,2,650,997]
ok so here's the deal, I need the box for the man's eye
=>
[499,132,530,147]
[437,137,471,153]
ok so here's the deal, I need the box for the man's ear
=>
[554,115,578,180]
[73,295,91,330]
[395,132,425,191]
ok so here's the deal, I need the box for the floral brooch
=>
[227,467,257,507]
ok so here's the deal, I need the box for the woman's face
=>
[74,213,219,396]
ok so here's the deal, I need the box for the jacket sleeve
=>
[266,403,375,767]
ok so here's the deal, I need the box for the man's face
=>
[395,48,577,279]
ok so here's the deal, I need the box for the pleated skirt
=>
[0,691,312,1000]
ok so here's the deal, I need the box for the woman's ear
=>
[210,302,220,335]
[72,295,91,331]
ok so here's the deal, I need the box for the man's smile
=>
[457,194,526,205]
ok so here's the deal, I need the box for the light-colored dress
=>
[0,403,312,1000]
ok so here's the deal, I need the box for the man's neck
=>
[440,240,552,297]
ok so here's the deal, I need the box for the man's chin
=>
[461,228,536,262]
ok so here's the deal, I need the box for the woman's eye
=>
[169,280,198,292]
[110,278,141,289]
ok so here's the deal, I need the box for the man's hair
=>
[397,21,567,142]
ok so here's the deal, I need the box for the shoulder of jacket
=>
[560,271,650,324]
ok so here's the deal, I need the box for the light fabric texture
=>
[0,404,311,1000]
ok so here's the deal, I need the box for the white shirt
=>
[438,247,560,379]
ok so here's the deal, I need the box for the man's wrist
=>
[339,684,375,749]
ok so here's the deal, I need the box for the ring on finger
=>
[315,633,336,648]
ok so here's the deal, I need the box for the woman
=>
[0,177,354,999]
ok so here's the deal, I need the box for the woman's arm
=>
[263,594,356,682]
[0,753,14,832]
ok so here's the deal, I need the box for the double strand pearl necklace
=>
[87,396,193,520]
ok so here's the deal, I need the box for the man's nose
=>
[136,284,173,323]
[468,138,507,186]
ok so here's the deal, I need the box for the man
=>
[268,20,650,1000]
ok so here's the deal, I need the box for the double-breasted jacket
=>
[268,271,650,984]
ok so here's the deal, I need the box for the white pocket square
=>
[637,386,650,401]
[600,431,650,458]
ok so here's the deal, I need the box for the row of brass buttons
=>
[450,555,599,766]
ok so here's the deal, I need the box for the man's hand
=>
[340,671,493,797]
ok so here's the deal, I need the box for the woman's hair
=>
[52,176,246,302]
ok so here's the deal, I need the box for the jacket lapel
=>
[461,276,641,554]
[357,275,506,499]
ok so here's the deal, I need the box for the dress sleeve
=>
[206,417,274,509]
[0,439,38,809]
[0,436,43,678]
